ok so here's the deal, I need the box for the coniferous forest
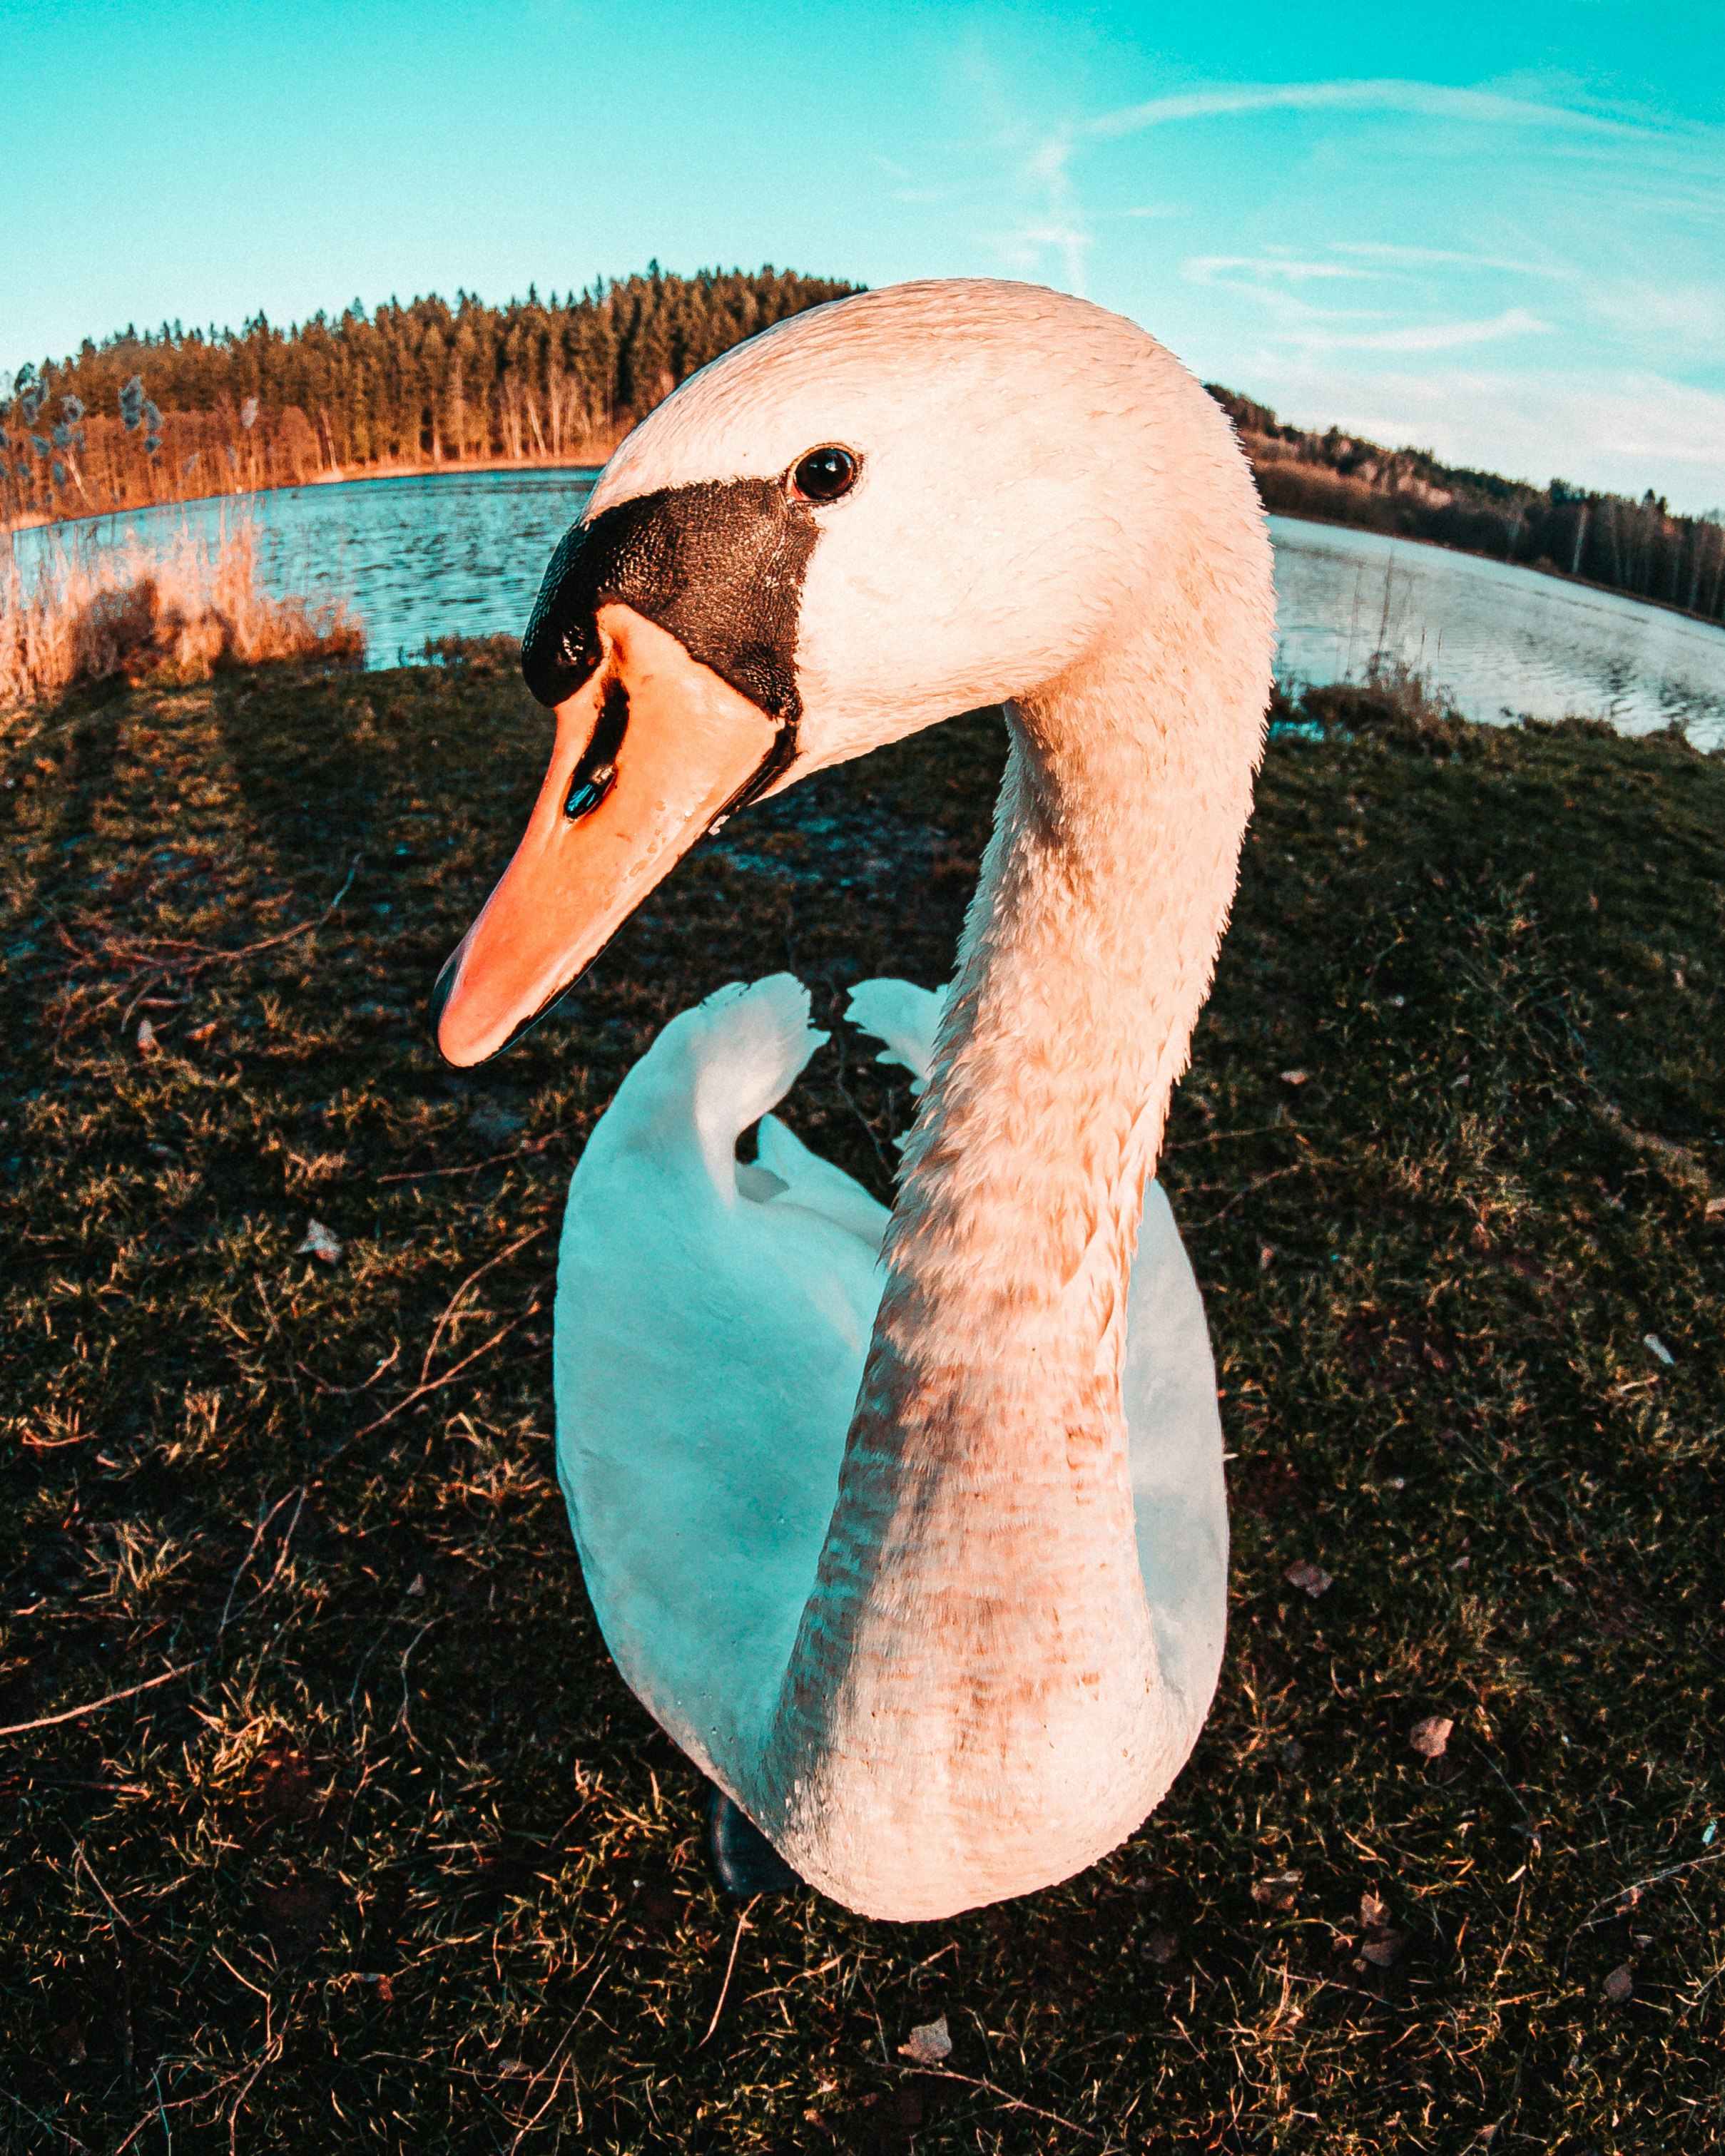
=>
[4,264,1724,625]
[0,266,854,526]
[1206,388,1725,626]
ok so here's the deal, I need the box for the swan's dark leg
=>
[705,1785,803,1896]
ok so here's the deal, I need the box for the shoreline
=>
[3,456,609,542]
[1268,512,1725,639]
[9,464,1722,636]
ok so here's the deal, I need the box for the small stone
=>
[1410,1716,1454,1759]
[296,1218,344,1264]
[1602,1964,1634,2003]
[1355,1892,1404,1964]
[48,2019,87,2068]
[1279,1069,1308,1086]
[897,2013,952,2065]
[1644,1333,1675,1366]
[1285,1558,1332,1598]
[136,1018,159,1055]
[1251,1870,1303,1914]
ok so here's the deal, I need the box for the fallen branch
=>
[50,855,361,1040]
[0,1664,195,1737]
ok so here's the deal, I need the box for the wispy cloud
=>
[1086,78,1661,145]
[1286,308,1554,354]
[1586,280,1725,344]
[1182,251,1557,353]
[1265,364,1725,505]
[1330,242,1571,280]
[920,53,1723,503]
[1186,255,1380,286]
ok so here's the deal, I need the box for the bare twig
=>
[218,1487,304,1639]
[395,1616,446,1747]
[902,2065,1106,2144]
[347,1321,521,1444]
[505,2051,573,2153]
[0,1664,195,1737]
[318,1234,548,1461]
[377,1134,559,1185]
[698,1898,759,2047]
[75,1846,147,1941]
[418,1229,546,1386]
[1562,1850,1725,1974]
[53,856,362,1041]
[294,1343,400,1399]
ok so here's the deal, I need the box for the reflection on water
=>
[16,472,1725,747]
[1271,517,1725,747]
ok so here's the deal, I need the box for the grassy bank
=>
[1,522,362,708]
[1,655,1721,2153]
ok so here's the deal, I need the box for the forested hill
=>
[0,266,855,524]
[1208,385,1725,627]
[4,265,1722,628]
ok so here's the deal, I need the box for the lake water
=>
[16,469,1725,747]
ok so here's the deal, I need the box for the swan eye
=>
[790,446,859,504]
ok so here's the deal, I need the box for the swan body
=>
[554,974,1227,1836]
[431,278,1276,1918]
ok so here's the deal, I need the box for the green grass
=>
[2,650,1722,2154]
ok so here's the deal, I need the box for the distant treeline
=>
[0,265,855,526]
[1208,386,1725,626]
[6,270,1723,628]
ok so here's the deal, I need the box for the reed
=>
[0,517,363,708]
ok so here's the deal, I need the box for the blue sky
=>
[4,0,1722,510]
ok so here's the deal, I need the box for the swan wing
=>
[845,976,948,1095]
[755,1112,890,1252]
[554,975,883,1784]
[557,974,1226,1822]
[1121,1180,1229,1749]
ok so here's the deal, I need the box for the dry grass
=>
[0,521,363,711]
[1,652,1721,2152]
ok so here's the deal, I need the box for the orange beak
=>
[431,602,783,1066]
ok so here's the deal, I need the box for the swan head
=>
[431,277,1268,1066]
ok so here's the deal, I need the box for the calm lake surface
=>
[20,469,1725,747]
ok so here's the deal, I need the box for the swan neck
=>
[752,591,1267,1918]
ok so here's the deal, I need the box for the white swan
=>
[431,280,1275,1921]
